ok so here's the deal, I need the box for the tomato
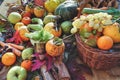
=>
[34,6,45,17]
[22,11,31,18]
[21,17,31,25]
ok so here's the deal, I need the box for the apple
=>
[7,66,27,80]
[8,12,22,24]
[61,21,73,34]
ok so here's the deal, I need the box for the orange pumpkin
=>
[19,26,30,41]
[21,60,32,71]
[44,22,62,37]
[46,38,65,57]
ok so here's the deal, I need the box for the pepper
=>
[27,18,43,31]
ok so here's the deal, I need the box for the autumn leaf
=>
[31,60,46,71]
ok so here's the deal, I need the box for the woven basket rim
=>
[75,33,120,56]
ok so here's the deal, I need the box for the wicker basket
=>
[75,33,120,70]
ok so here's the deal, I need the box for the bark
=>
[41,65,55,80]
[54,56,71,80]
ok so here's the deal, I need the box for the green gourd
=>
[54,0,78,21]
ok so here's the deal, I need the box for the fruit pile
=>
[72,12,120,50]
[0,0,120,80]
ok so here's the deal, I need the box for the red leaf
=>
[6,30,22,44]
[31,60,46,71]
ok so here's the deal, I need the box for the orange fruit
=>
[2,52,16,66]
[97,36,113,50]
[21,60,32,71]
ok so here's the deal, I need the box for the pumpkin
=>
[44,22,62,37]
[46,37,65,57]
[54,0,78,21]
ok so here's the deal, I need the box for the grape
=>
[70,27,77,34]
[89,20,94,27]
[93,24,99,29]
[80,15,86,21]
[72,19,85,28]
[86,14,94,20]
[107,15,112,19]
[98,27,103,32]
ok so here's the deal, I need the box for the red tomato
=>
[22,11,31,18]
[21,17,31,25]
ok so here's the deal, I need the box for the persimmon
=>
[2,52,16,66]
[21,17,31,25]
[46,37,65,57]
[34,6,45,17]
[97,36,113,50]
[25,4,34,14]
[21,60,32,71]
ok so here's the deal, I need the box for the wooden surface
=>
[84,66,120,80]
[69,52,120,80]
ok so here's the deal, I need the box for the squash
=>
[44,22,62,37]
[46,37,65,57]
[44,0,65,13]
[19,26,30,41]
[54,0,78,21]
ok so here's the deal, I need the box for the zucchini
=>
[82,8,120,15]
[82,8,106,14]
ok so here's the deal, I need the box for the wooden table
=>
[84,66,120,80]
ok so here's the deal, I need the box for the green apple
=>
[7,66,27,80]
[61,21,73,34]
[22,48,34,60]
[8,12,22,24]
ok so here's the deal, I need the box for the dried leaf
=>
[46,54,53,71]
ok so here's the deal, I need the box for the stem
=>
[0,13,8,20]
[63,34,74,40]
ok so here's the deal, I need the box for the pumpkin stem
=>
[53,37,63,46]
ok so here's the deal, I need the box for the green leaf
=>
[0,26,6,32]
[25,29,54,45]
